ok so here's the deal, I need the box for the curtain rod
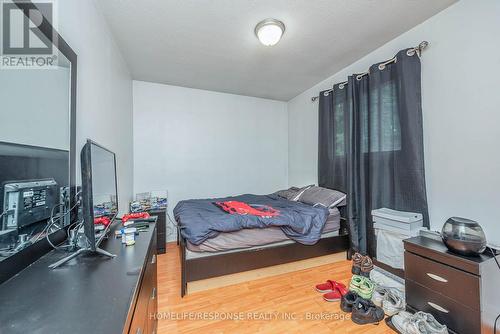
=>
[310,41,429,102]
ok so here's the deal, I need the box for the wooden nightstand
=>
[403,236,500,334]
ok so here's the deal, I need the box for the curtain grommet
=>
[407,49,416,57]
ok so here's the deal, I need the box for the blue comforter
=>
[174,194,329,245]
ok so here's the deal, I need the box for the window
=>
[362,81,401,153]
[332,80,401,156]
[334,101,345,156]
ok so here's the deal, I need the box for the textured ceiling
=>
[97,0,456,101]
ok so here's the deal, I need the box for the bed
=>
[175,192,351,297]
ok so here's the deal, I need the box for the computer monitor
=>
[80,140,118,251]
[48,140,118,269]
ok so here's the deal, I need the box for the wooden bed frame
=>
[178,218,351,297]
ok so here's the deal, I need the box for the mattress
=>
[186,230,340,259]
[186,207,341,254]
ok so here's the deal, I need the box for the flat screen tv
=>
[48,140,117,269]
[80,139,118,251]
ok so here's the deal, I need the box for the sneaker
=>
[392,311,428,334]
[360,256,373,278]
[323,284,348,302]
[414,311,448,334]
[358,278,375,300]
[351,298,385,325]
[350,275,375,300]
[372,285,390,307]
[352,252,363,275]
[340,291,359,313]
[349,275,364,291]
[315,280,346,293]
[382,289,405,316]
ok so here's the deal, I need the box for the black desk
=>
[0,222,157,334]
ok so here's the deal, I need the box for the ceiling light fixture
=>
[254,18,285,46]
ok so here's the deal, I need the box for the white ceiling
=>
[97,0,456,101]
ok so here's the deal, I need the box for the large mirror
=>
[0,1,76,273]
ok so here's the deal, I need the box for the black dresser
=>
[404,236,500,334]
[0,222,157,334]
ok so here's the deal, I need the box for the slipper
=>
[323,284,348,302]
[315,280,346,293]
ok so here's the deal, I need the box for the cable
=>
[45,200,81,250]
[165,210,184,238]
[66,219,81,239]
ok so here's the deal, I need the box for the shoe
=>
[392,311,428,334]
[315,280,346,293]
[382,289,405,316]
[323,284,348,302]
[351,298,385,325]
[349,275,364,291]
[414,311,448,334]
[350,275,375,300]
[360,255,373,278]
[372,285,390,307]
[358,278,375,299]
[393,311,448,334]
[352,252,363,275]
[340,291,359,312]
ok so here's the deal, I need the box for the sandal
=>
[315,280,346,293]
[323,283,348,302]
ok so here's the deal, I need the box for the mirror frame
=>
[0,0,77,283]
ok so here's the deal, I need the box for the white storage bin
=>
[375,229,407,269]
[372,208,426,270]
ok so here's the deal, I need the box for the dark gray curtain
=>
[318,49,429,254]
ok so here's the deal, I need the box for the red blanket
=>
[215,201,280,218]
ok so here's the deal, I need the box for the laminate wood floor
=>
[157,243,394,334]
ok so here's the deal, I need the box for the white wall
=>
[287,0,500,246]
[57,0,134,213]
[133,81,288,240]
